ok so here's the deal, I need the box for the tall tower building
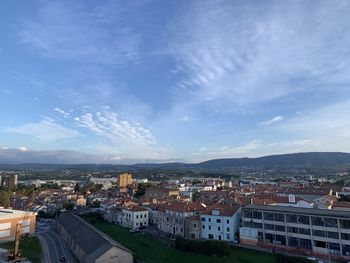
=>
[118,173,132,192]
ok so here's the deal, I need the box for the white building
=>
[200,205,241,242]
[121,206,149,230]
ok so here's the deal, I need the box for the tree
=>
[134,182,151,198]
[192,191,200,202]
[74,183,81,192]
[0,191,10,208]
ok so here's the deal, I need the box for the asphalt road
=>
[36,223,78,263]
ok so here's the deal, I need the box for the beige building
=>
[0,209,36,243]
[145,186,179,200]
[118,173,132,192]
[120,206,149,229]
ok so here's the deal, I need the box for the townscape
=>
[0,160,350,262]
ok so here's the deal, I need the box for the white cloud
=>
[54,107,70,118]
[74,109,168,159]
[168,0,350,111]
[5,118,80,143]
[258,116,285,126]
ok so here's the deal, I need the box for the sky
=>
[1,0,350,164]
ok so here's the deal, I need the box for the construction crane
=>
[8,211,31,262]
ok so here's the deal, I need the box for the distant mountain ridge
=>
[1,152,350,170]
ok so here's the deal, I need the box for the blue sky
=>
[1,0,350,164]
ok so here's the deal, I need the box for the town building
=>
[120,206,149,229]
[156,201,207,237]
[58,213,133,263]
[3,174,18,188]
[0,209,36,243]
[200,205,241,242]
[118,173,132,192]
[240,204,350,261]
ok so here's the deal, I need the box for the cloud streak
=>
[5,118,80,143]
[258,116,284,126]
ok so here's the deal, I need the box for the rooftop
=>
[243,204,350,219]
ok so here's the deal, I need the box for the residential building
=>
[3,174,18,188]
[157,201,207,237]
[145,186,179,200]
[121,206,149,229]
[200,205,241,242]
[0,209,36,243]
[118,173,132,192]
[240,204,350,261]
[184,216,201,240]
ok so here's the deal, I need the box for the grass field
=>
[94,222,276,263]
[0,236,42,263]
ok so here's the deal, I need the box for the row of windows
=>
[202,225,230,232]
[243,210,348,229]
[201,217,230,224]
[207,234,231,240]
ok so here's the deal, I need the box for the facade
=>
[200,205,241,242]
[145,186,179,200]
[240,204,350,261]
[156,202,207,237]
[58,213,133,263]
[118,173,132,192]
[184,216,201,240]
[3,174,18,188]
[0,209,36,243]
[121,206,149,229]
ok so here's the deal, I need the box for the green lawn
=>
[0,236,42,263]
[94,222,276,263]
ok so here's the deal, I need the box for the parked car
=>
[129,228,140,233]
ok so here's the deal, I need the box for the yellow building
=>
[0,209,36,243]
[118,173,132,191]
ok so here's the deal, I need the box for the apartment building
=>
[157,202,207,237]
[121,206,149,230]
[200,205,241,242]
[118,173,132,192]
[240,204,350,261]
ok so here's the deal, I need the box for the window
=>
[299,228,310,235]
[218,226,221,231]
[298,215,309,225]
[217,219,221,223]
[287,227,298,233]
[208,234,213,239]
[264,224,274,230]
[226,234,230,240]
[327,232,339,239]
[253,211,262,219]
[341,233,350,240]
[209,225,211,230]
[193,224,197,228]
[218,235,222,240]
[311,217,323,226]
[227,227,230,232]
[275,225,285,232]
[208,218,211,222]
[340,219,350,229]
[140,215,142,218]
[253,222,263,229]
[286,214,298,223]
[243,210,252,218]
[136,215,139,219]
[226,220,230,224]
[313,230,325,237]
[202,225,205,229]
[264,212,274,221]
[201,218,206,222]
[274,213,285,222]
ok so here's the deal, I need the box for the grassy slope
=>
[0,236,42,263]
[94,222,276,263]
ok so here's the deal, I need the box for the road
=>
[36,222,78,263]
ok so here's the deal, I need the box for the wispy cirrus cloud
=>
[5,118,80,143]
[19,1,141,65]
[258,116,284,126]
[168,0,350,112]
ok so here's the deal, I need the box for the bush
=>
[175,238,231,257]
